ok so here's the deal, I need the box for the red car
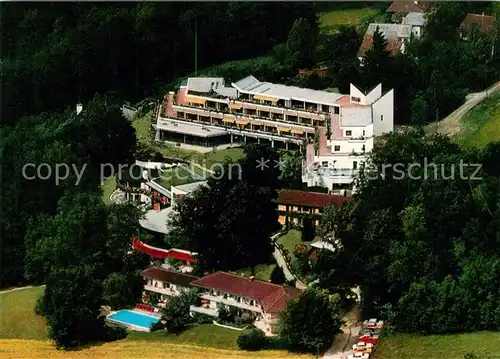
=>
[358,335,377,345]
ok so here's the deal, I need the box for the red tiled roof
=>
[131,237,198,263]
[460,13,494,35]
[277,189,352,209]
[357,35,403,57]
[387,1,427,13]
[141,267,199,287]
[190,272,301,313]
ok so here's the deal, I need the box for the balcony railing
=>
[117,184,152,195]
[200,294,262,313]
[189,305,218,317]
[172,103,319,129]
[144,284,179,296]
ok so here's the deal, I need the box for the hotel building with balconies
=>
[155,76,394,190]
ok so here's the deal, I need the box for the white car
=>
[347,352,370,359]
[352,341,374,352]
[363,318,384,329]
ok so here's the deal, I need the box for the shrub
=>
[237,328,267,351]
[102,324,127,342]
[192,312,213,324]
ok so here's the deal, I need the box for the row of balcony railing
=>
[158,115,309,142]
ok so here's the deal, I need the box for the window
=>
[362,145,366,152]
[381,115,384,121]
[345,130,352,136]
[322,161,328,167]
[362,130,365,136]
[353,161,358,170]
[334,106,340,114]
[164,282,171,288]
[351,96,361,103]
[334,145,341,152]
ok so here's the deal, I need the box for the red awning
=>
[131,237,198,263]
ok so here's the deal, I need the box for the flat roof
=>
[232,76,343,106]
[172,181,208,193]
[156,119,227,138]
[341,107,373,126]
[186,77,224,93]
[139,208,173,234]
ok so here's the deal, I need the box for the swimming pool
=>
[107,310,160,331]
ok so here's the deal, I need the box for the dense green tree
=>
[279,287,343,355]
[41,265,104,348]
[237,328,267,351]
[286,18,316,68]
[411,94,428,127]
[103,272,144,309]
[169,144,280,272]
[160,288,201,333]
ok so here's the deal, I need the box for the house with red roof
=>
[276,189,351,227]
[141,267,199,308]
[188,271,301,335]
[460,13,494,39]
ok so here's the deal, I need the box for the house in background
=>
[276,189,351,227]
[386,0,430,15]
[188,271,301,335]
[460,13,494,39]
[402,12,427,38]
[358,23,413,62]
[141,267,199,308]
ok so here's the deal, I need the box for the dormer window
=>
[351,96,361,103]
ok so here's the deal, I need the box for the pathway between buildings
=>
[271,233,307,290]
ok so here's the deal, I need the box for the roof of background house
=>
[186,77,225,93]
[404,12,426,26]
[232,75,343,105]
[190,271,301,313]
[366,23,413,39]
[357,34,404,57]
[387,0,428,13]
[276,189,352,208]
[460,13,494,35]
[141,267,199,287]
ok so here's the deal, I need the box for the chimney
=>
[249,276,255,281]
[76,103,83,115]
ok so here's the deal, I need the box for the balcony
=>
[348,136,367,143]
[144,284,179,296]
[200,294,262,313]
[190,305,219,317]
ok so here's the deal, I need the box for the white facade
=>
[144,278,189,297]
[303,84,394,191]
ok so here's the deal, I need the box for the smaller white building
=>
[171,181,208,208]
[402,12,427,38]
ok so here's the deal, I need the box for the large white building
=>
[155,75,394,191]
[302,84,394,191]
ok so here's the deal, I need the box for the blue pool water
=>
[107,310,160,329]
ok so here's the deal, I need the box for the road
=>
[424,81,500,136]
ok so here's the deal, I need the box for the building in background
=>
[460,13,494,39]
[276,189,352,227]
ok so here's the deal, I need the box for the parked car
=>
[347,352,370,359]
[358,334,377,345]
[352,342,374,354]
[359,328,381,336]
[363,318,384,329]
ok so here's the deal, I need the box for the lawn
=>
[0,287,311,358]
[318,7,382,34]
[101,176,117,205]
[454,92,500,149]
[233,263,277,281]
[375,332,500,359]
[277,230,303,259]
[0,286,47,340]
[0,339,312,359]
